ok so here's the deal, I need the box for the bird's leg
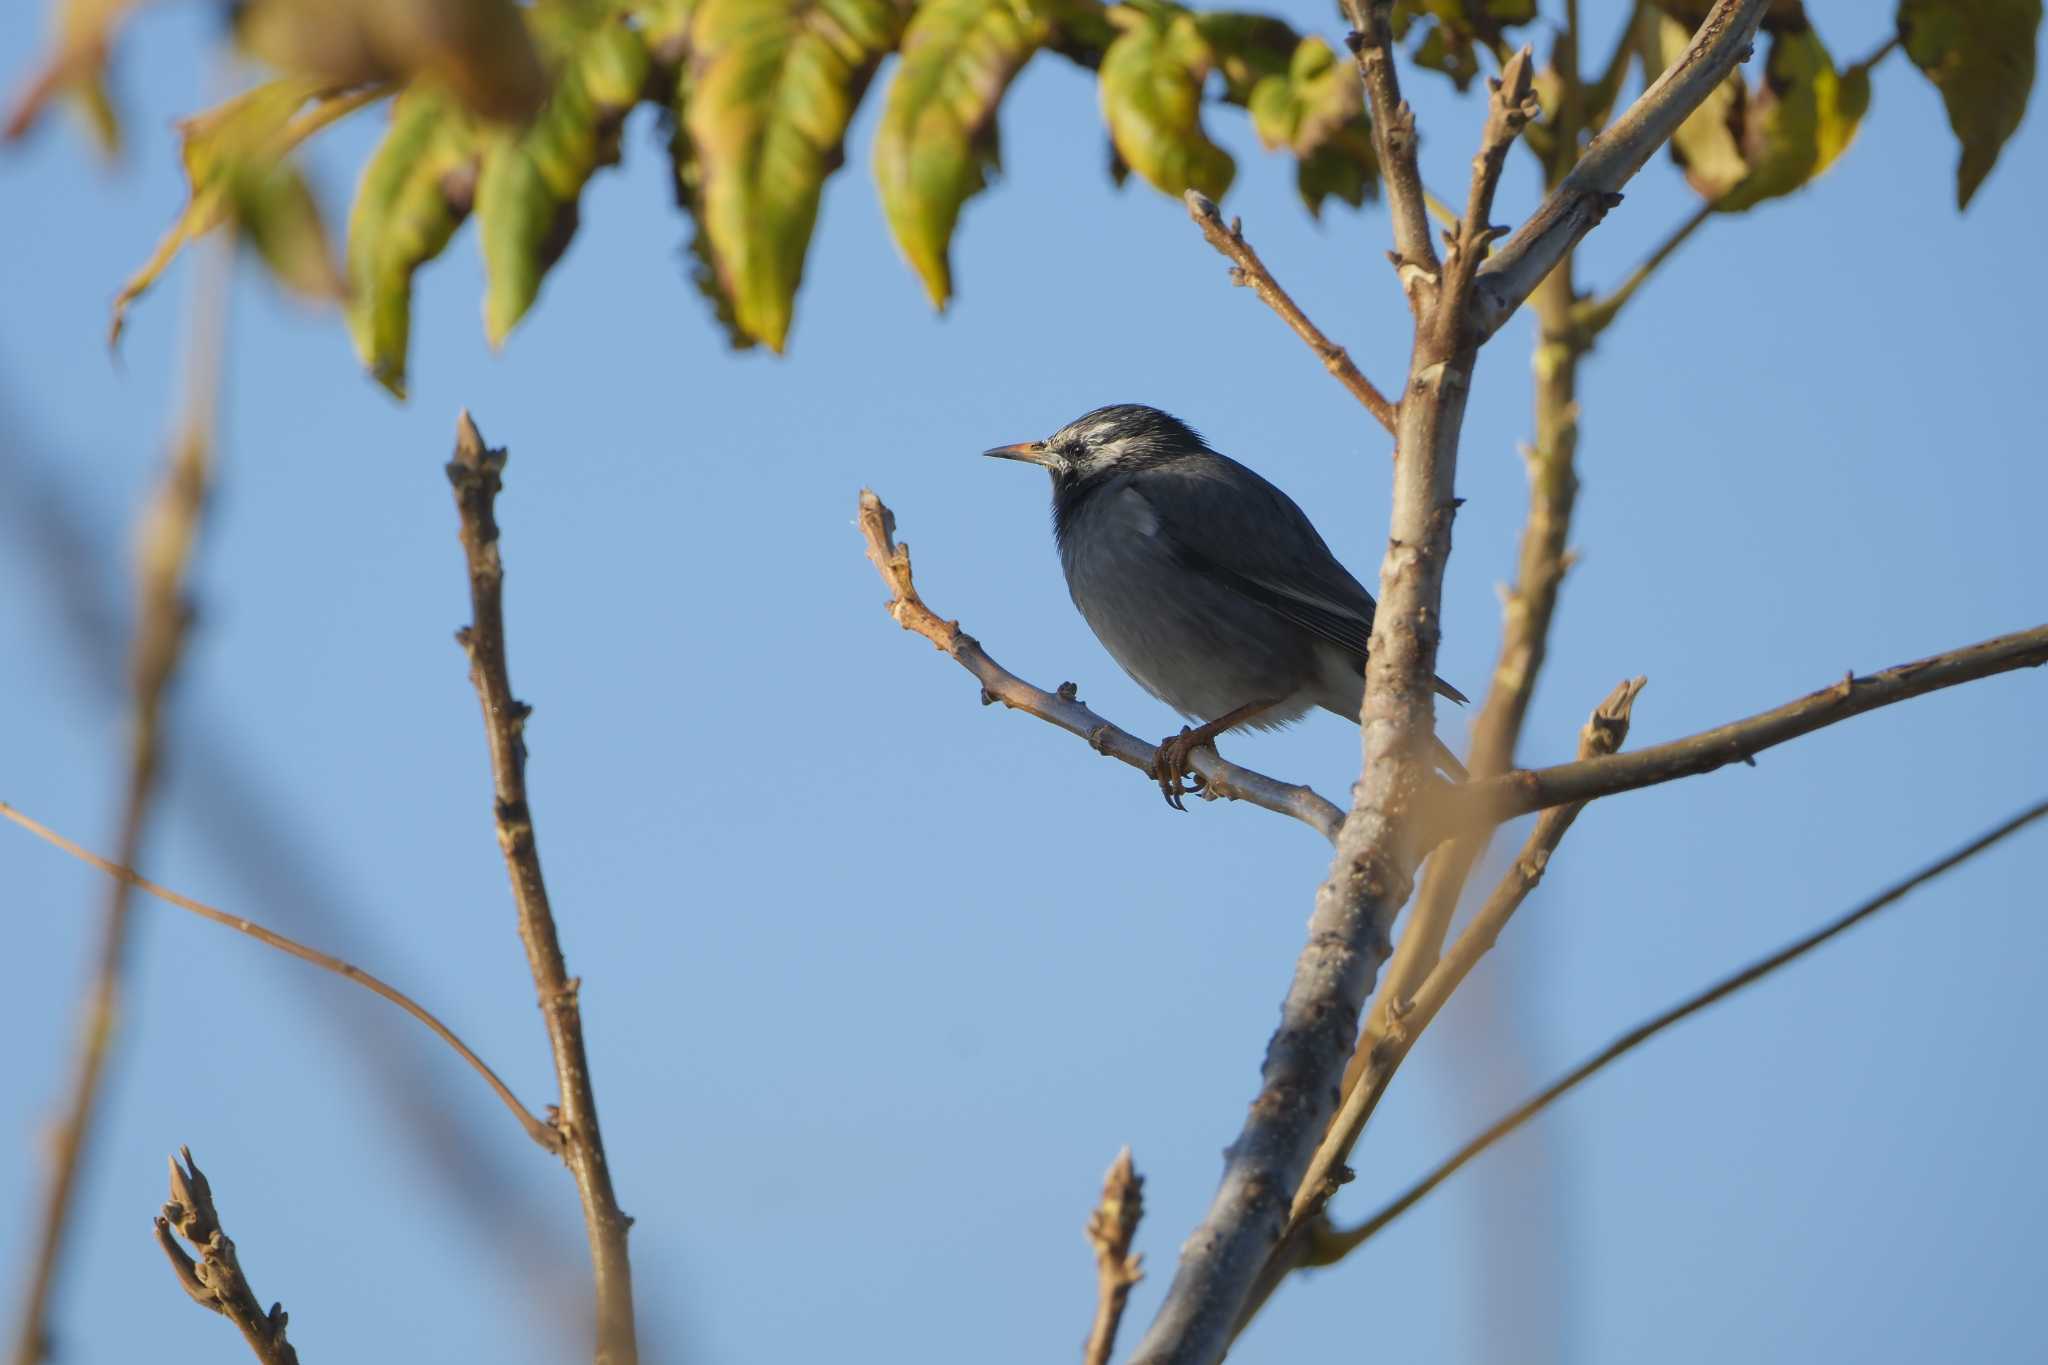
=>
[1152,698,1279,810]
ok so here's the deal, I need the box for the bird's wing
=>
[1124,460,1469,706]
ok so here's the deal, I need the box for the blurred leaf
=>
[477,12,651,344]
[874,0,1047,308]
[1098,4,1233,199]
[1245,34,1376,216]
[112,80,349,345]
[346,89,482,396]
[1898,0,2042,207]
[1643,13,1869,212]
[1392,0,1538,92]
[680,0,907,351]
[633,0,702,60]
[3,0,141,147]
[237,0,547,122]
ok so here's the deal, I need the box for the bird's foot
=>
[1150,727,1211,811]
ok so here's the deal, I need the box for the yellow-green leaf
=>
[477,15,651,344]
[1642,11,1747,200]
[346,89,482,396]
[1898,0,2042,207]
[1244,35,1376,216]
[1717,26,1868,212]
[1099,5,1233,199]
[236,0,547,122]
[111,79,345,344]
[874,0,1047,308]
[3,0,141,148]
[682,0,908,350]
[1392,0,1539,92]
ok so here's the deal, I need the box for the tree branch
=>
[855,490,1344,842]
[1182,191,1397,435]
[153,1149,301,1365]
[1315,795,2048,1259]
[9,239,227,1365]
[1082,1149,1145,1365]
[0,801,557,1150]
[1473,0,1771,339]
[1341,0,1439,300]
[1452,624,2048,831]
[1572,198,1715,337]
[447,412,637,1365]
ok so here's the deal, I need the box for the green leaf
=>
[1245,35,1376,216]
[111,79,345,344]
[235,0,548,122]
[874,0,1046,309]
[1393,0,1539,92]
[1098,5,1233,199]
[1642,11,1747,200]
[1717,25,1868,212]
[346,89,482,397]
[1898,0,2042,207]
[477,13,651,345]
[681,0,908,351]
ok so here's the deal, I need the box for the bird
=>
[984,403,1467,809]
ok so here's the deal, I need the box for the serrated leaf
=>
[1717,25,1868,211]
[477,15,651,344]
[111,80,347,344]
[875,0,1047,308]
[1099,6,1233,199]
[682,0,908,351]
[346,89,482,396]
[1898,0,2041,207]
[236,0,547,122]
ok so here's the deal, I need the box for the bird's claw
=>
[1150,727,1209,811]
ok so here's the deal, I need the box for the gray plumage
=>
[986,403,1467,779]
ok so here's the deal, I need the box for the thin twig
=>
[1082,1149,1145,1365]
[1341,0,1439,300]
[0,801,557,1150]
[153,1149,301,1365]
[1473,0,1771,339]
[446,412,637,1365]
[1182,191,1397,434]
[8,237,227,1365]
[1452,624,2048,830]
[856,490,1344,842]
[1313,796,2048,1258]
[1573,198,1715,336]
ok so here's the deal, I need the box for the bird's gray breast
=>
[1056,482,1320,726]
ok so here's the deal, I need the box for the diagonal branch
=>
[447,413,637,1365]
[1473,0,1772,338]
[153,1149,301,1365]
[1082,1149,1145,1365]
[856,490,1344,842]
[1451,624,2048,831]
[0,801,557,1150]
[1315,795,2048,1258]
[1340,0,1439,300]
[1182,191,1397,435]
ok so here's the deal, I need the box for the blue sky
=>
[3,2,2044,1362]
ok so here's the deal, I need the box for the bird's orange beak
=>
[983,440,1050,466]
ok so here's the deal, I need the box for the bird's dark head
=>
[983,404,1210,488]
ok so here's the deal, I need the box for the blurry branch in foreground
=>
[0,801,557,1148]
[1311,795,2048,1260]
[153,1149,301,1365]
[856,489,1345,841]
[1083,1149,1145,1365]
[7,238,228,1365]
[446,413,638,1365]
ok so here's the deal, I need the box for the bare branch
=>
[9,239,227,1365]
[856,490,1344,842]
[1317,795,2048,1258]
[0,801,557,1150]
[1082,1149,1145,1365]
[447,412,637,1365]
[1453,624,2048,830]
[1473,0,1771,338]
[1182,191,1398,435]
[153,1150,301,1365]
[1437,47,1540,342]
[1341,0,1439,298]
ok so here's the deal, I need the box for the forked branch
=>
[154,1149,300,1365]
